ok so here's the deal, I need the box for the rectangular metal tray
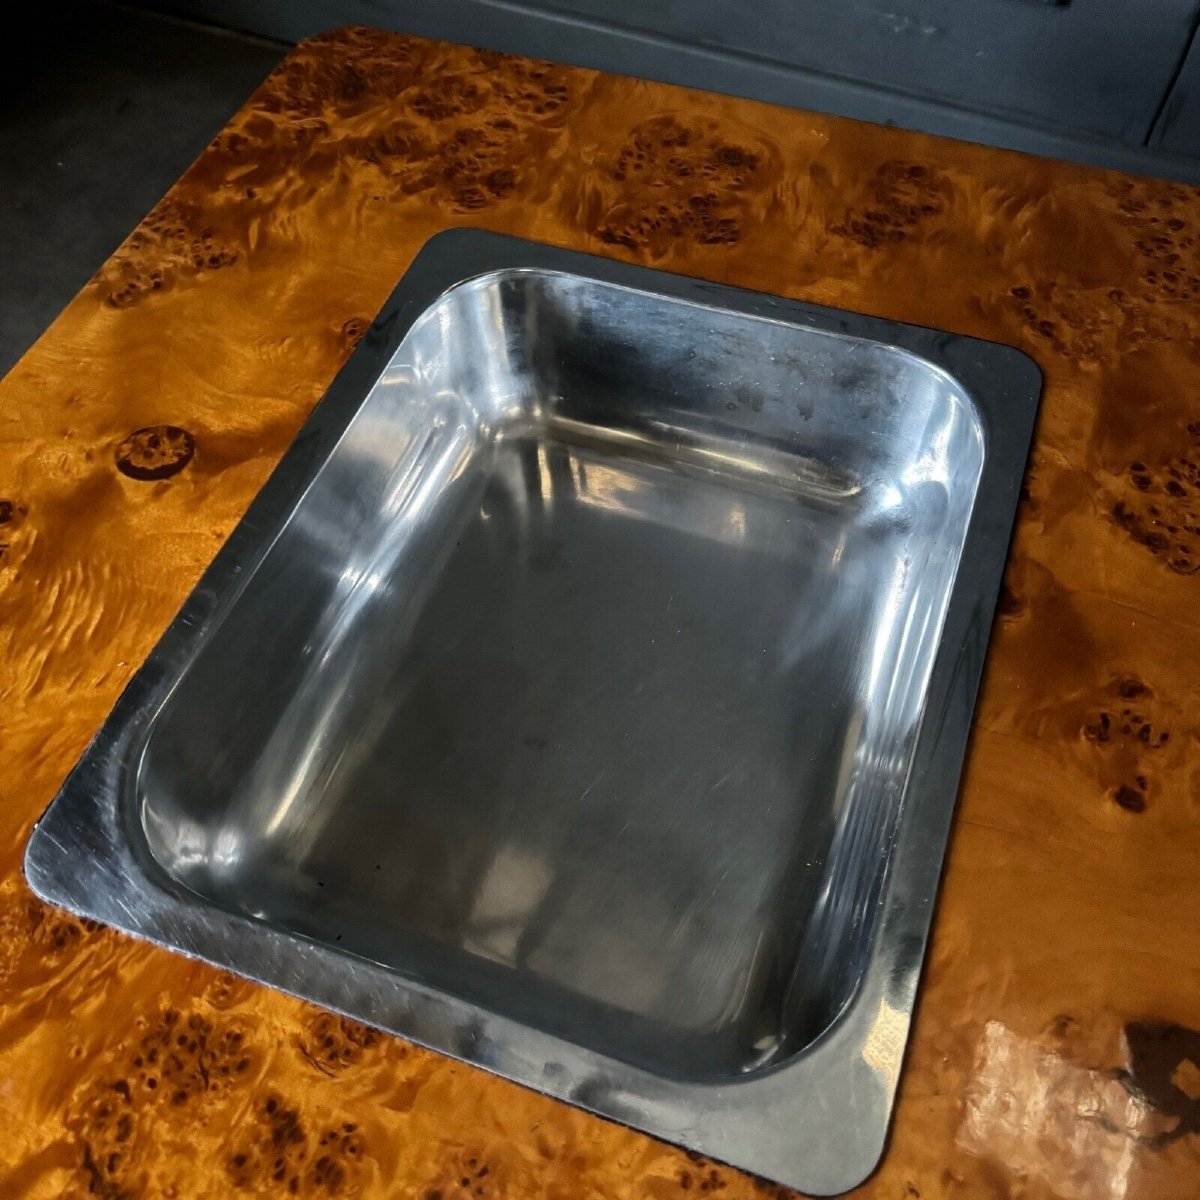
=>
[26,229,1040,1194]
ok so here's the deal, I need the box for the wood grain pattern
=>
[2,27,1200,1199]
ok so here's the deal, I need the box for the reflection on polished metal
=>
[25,231,1040,1194]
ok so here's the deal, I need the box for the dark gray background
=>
[0,3,281,374]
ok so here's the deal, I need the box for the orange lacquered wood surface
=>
[2,28,1200,1200]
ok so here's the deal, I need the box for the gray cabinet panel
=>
[549,0,1196,142]
[1152,24,1200,155]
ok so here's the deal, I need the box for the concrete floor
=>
[0,2,282,377]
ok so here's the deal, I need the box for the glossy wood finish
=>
[1,28,1199,1200]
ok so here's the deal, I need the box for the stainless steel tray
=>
[26,230,1040,1194]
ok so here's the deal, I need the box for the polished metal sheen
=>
[26,230,1040,1194]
